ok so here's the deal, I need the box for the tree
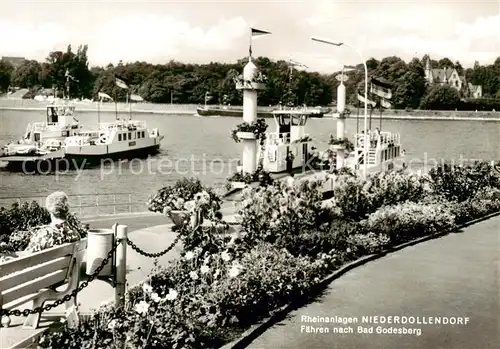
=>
[393,58,427,109]
[454,61,464,75]
[11,60,41,88]
[437,57,454,68]
[420,85,461,110]
[0,60,14,92]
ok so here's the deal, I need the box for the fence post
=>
[115,224,127,308]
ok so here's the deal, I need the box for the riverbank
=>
[1,98,500,120]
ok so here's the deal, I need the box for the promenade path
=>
[247,215,500,349]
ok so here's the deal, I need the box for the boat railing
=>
[265,132,290,145]
[32,122,68,131]
[0,192,148,218]
[354,132,400,149]
[128,120,147,129]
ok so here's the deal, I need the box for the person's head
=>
[290,173,295,178]
[46,191,69,220]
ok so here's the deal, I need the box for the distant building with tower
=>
[424,56,482,98]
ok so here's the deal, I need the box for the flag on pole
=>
[130,94,144,102]
[115,75,129,89]
[251,27,271,38]
[249,27,271,57]
[357,93,377,108]
[98,91,113,101]
[370,77,392,99]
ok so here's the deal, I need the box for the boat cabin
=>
[262,110,311,173]
[16,104,80,146]
[46,104,76,125]
[266,110,308,145]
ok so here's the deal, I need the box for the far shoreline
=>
[1,99,499,121]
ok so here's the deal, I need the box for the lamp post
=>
[311,36,368,179]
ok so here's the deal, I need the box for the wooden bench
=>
[0,238,87,329]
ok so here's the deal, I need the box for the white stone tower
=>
[334,79,347,169]
[235,58,265,174]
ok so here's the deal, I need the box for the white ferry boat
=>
[63,119,163,165]
[0,106,163,171]
[0,101,80,158]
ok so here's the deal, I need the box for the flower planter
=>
[236,132,257,140]
[231,181,247,189]
[167,210,190,228]
[167,210,204,229]
[330,144,345,151]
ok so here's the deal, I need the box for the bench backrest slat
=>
[2,269,68,306]
[0,256,72,292]
[0,239,88,309]
[0,243,76,278]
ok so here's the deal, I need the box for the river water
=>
[1,109,499,210]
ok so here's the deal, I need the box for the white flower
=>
[108,319,118,330]
[213,268,221,278]
[194,247,203,254]
[165,288,178,301]
[174,198,185,209]
[229,265,242,278]
[151,292,161,303]
[221,251,231,262]
[200,265,210,274]
[189,271,199,280]
[203,254,211,264]
[184,200,196,212]
[142,283,153,294]
[184,251,194,260]
[134,300,150,315]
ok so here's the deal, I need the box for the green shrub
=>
[0,201,51,237]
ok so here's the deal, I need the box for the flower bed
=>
[38,162,500,348]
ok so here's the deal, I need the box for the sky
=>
[0,0,499,74]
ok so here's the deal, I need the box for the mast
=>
[129,91,132,120]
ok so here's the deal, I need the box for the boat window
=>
[34,133,40,142]
[118,134,122,141]
[142,131,145,138]
[128,132,132,140]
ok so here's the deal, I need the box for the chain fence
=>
[0,234,182,318]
